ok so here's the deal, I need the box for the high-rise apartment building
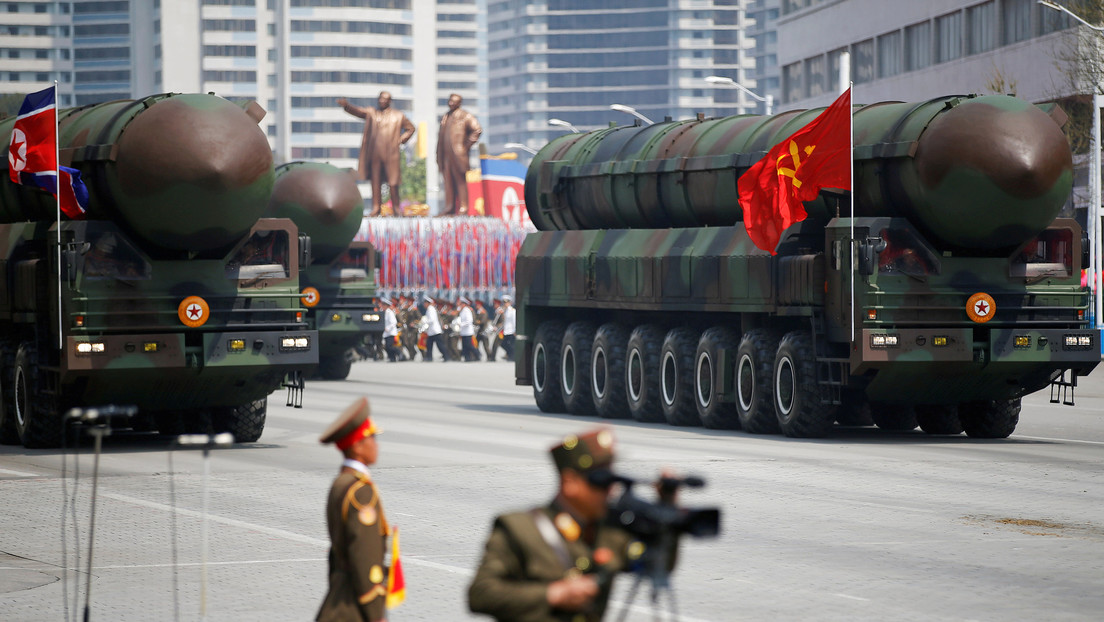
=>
[486,0,759,156]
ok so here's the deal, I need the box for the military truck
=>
[266,161,383,380]
[514,94,1100,439]
[0,93,317,448]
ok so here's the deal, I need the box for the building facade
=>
[486,0,759,157]
[776,0,1076,110]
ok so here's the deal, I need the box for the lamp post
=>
[1039,0,1103,330]
[504,142,538,155]
[548,118,580,133]
[609,103,654,125]
[704,75,774,115]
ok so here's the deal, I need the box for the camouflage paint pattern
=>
[266,161,364,263]
[0,93,274,254]
[265,162,381,376]
[0,94,312,447]
[525,94,1070,252]
[515,95,1097,432]
[0,217,315,413]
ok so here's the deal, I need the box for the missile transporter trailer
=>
[0,93,317,448]
[514,94,1100,439]
[266,161,384,380]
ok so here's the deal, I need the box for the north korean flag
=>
[7,86,88,218]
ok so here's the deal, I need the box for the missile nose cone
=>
[267,162,363,264]
[913,96,1072,249]
[114,94,274,251]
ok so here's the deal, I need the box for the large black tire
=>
[561,321,598,416]
[626,324,664,423]
[660,327,701,426]
[959,398,1020,439]
[773,331,834,438]
[0,340,20,445]
[915,404,963,435]
[316,351,353,380]
[13,342,63,448]
[735,329,780,434]
[870,402,917,431]
[533,321,568,413]
[213,398,267,443]
[591,323,630,419]
[696,327,740,429]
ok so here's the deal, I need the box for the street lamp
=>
[548,118,580,133]
[503,142,538,155]
[704,75,774,115]
[1039,0,1103,329]
[609,103,654,125]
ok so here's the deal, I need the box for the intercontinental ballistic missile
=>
[525,94,1071,252]
[0,93,274,254]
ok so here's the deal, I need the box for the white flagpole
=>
[55,81,62,350]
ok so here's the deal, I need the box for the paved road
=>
[2,358,1103,621]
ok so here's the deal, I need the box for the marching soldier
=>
[318,397,392,622]
[468,428,671,622]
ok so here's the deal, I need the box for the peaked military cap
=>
[551,428,616,476]
[379,296,393,306]
[458,296,471,306]
[502,294,513,303]
[423,295,435,305]
[320,397,380,450]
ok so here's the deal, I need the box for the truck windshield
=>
[329,246,370,283]
[877,227,939,277]
[83,230,151,280]
[1010,228,1073,279]
[226,230,290,282]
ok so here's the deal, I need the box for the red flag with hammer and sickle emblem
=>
[738,87,852,254]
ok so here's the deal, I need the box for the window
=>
[1002,0,1032,45]
[805,55,825,97]
[936,12,962,63]
[877,31,902,78]
[905,21,931,71]
[783,61,803,102]
[853,39,874,84]
[967,1,996,55]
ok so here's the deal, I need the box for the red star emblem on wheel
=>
[974,301,989,316]
[188,304,203,319]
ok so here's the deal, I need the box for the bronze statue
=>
[436,93,482,216]
[339,91,415,216]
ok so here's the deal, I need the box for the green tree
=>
[1048,0,1104,154]
[381,150,427,205]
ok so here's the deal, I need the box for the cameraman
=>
[468,428,676,622]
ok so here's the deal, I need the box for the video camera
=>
[592,472,720,541]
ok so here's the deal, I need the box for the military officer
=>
[468,428,651,622]
[317,397,391,622]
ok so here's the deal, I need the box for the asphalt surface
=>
[2,356,1103,621]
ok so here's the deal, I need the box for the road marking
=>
[1015,435,1104,447]
[100,491,716,622]
[834,593,870,602]
[0,467,40,477]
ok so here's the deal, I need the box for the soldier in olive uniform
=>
[318,397,391,622]
[469,428,660,622]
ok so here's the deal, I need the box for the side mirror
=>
[298,234,312,269]
[858,236,887,276]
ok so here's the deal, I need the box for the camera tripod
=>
[611,532,680,622]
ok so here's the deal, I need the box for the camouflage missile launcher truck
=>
[0,93,317,448]
[265,161,383,380]
[514,94,1099,439]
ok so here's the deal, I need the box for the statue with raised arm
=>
[436,93,482,216]
[339,91,415,217]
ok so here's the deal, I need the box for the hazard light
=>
[76,342,105,354]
